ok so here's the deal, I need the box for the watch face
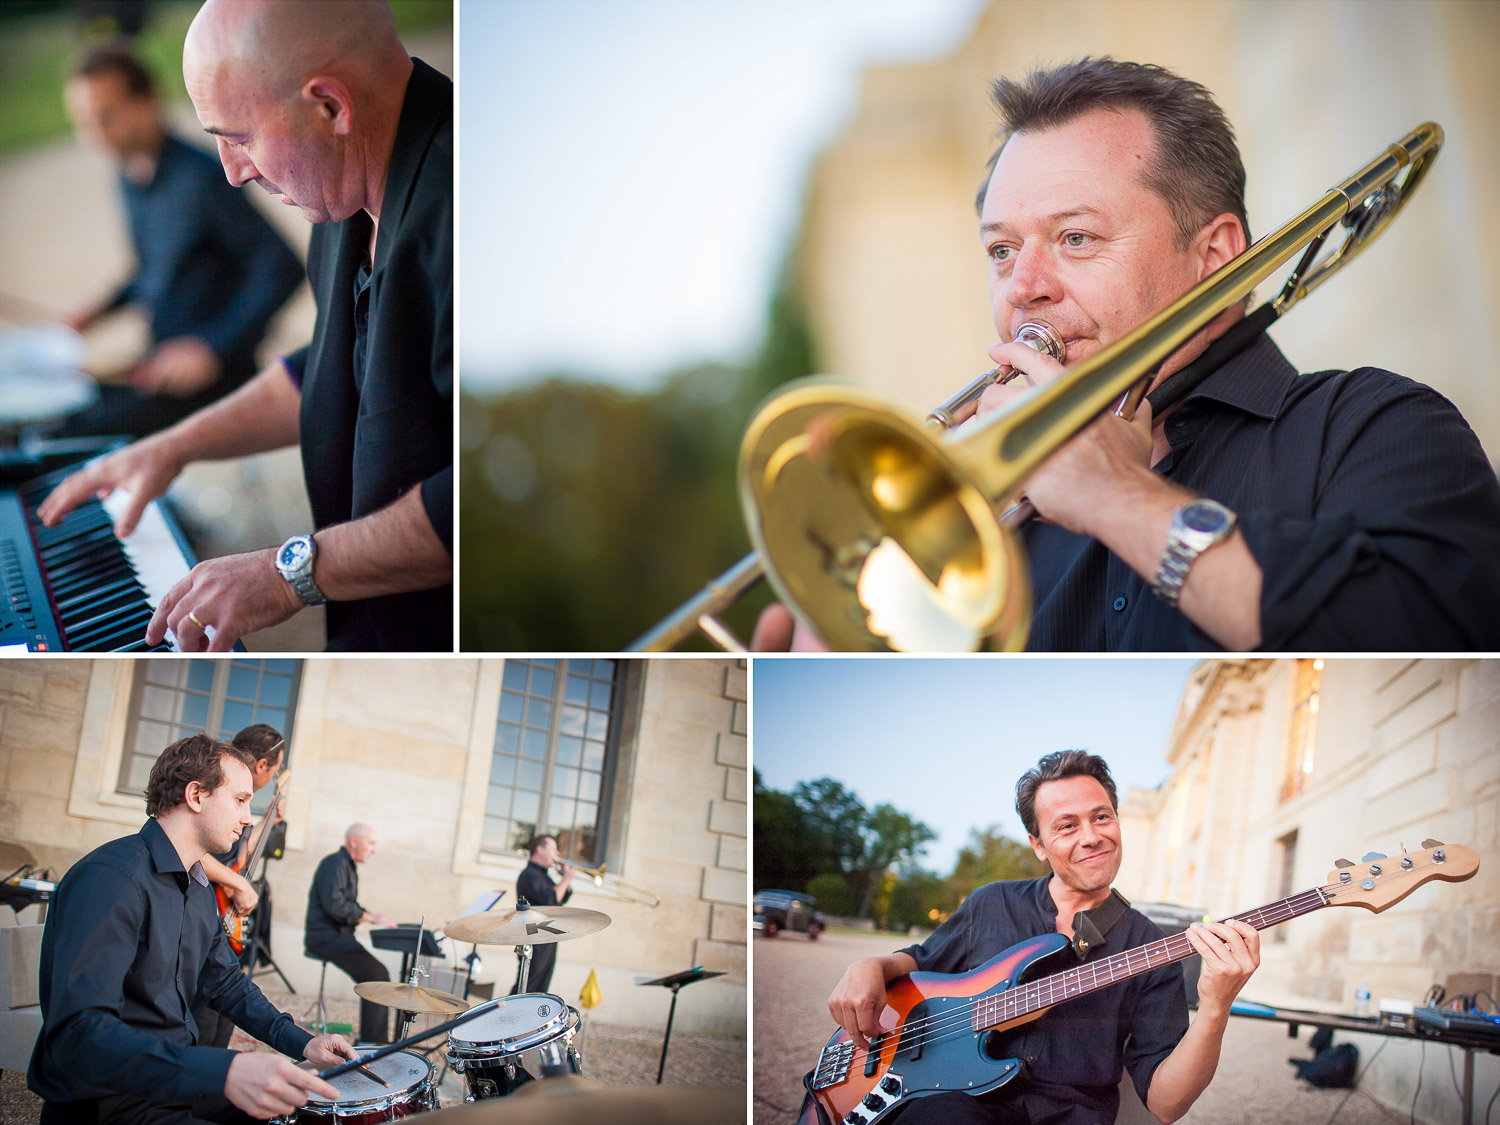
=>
[1181,501,1231,535]
[279,539,311,569]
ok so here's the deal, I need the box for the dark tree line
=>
[754,770,1048,931]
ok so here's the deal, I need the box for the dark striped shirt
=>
[1025,333,1500,651]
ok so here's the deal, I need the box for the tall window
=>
[484,658,619,863]
[1273,829,1299,943]
[120,660,301,798]
[1281,658,1322,801]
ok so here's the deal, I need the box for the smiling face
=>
[979,107,1213,365]
[1028,774,1122,894]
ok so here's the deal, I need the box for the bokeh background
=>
[460,0,1500,652]
[0,0,452,650]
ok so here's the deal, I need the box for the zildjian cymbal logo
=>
[526,921,565,936]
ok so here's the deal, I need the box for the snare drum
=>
[277,1050,438,1125]
[445,993,582,1100]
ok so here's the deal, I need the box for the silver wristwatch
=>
[275,534,327,607]
[1152,499,1237,607]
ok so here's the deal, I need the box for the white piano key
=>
[100,489,192,648]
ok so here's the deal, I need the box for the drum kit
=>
[277,900,743,1124]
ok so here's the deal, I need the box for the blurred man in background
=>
[305,823,396,1045]
[59,44,303,439]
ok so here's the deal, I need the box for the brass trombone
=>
[629,122,1443,652]
[515,851,662,907]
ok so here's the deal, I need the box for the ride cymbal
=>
[353,981,471,1015]
[443,903,612,946]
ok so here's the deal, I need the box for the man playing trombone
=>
[754,58,1500,652]
[514,834,576,995]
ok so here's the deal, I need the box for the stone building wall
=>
[0,657,747,1036]
[1123,658,1500,1123]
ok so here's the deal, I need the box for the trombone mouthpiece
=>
[1014,321,1064,361]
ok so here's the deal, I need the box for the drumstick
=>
[353,1062,389,1087]
[319,997,506,1081]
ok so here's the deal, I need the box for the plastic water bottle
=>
[1354,978,1372,1016]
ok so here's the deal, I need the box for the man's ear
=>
[1196,212,1247,278]
[183,780,208,812]
[1028,833,1048,864]
[302,76,354,136]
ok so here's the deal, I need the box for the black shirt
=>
[517,861,570,909]
[111,133,303,385]
[27,819,312,1111]
[1025,333,1500,650]
[305,847,365,950]
[896,877,1186,1125]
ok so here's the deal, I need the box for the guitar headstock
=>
[1324,840,1478,913]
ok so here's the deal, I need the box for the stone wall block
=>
[2,708,82,753]
[0,669,43,705]
[6,749,71,799]
[1362,769,1447,836]
[731,701,746,736]
[723,665,747,704]
[1376,679,1457,752]
[708,799,746,838]
[716,836,746,872]
[701,866,747,905]
[1371,661,1449,726]
[710,904,747,943]
[1363,732,1437,799]
[692,938,746,979]
[723,767,747,804]
[715,732,747,769]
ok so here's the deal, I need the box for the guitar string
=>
[821,884,1339,1077]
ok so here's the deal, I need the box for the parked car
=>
[754,890,825,939]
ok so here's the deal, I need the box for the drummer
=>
[514,835,576,995]
[27,734,355,1124]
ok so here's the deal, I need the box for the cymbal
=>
[443,904,612,946]
[352,981,471,1015]
[409,1076,744,1124]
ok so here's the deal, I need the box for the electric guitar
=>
[212,770,290,954]
[798,840,1478,1125]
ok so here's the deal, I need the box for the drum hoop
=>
[446,994,577,1055]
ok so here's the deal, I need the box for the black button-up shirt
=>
[27,819,312,1110]
[305,847,366,950]
[897,877,1186,1125]
[111,134,303,385]
[1025,333,1500,650]
[517,861,570,909]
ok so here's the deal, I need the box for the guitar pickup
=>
[812,1041,854,1090]
[864,1034,882,1077]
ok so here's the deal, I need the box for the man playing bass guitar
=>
[195,724,287,1050]
[825,751,1259,1125]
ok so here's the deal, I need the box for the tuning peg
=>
[1334,858,1354,868]
[1421,838,1443,848]
[1360,851,1387,863]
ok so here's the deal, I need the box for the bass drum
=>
[445,992,582,1099]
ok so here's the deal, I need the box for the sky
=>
[461,0,986,393]
[752,658,1200,874]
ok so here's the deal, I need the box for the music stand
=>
[638,967,725,1083]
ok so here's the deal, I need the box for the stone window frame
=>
[450,659,645,888]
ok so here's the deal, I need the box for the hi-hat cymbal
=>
[443,904,612,946]
[410,1076,744,1124]
[353,981,471,1015]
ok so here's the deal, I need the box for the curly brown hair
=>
[144,734,255,817]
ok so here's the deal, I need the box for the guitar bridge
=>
[812,1041,855,1089]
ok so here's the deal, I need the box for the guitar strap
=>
[1070,888,1131,959]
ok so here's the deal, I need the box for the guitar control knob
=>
[863,1094,883,1110]
[881,1076,901,1095]
[843,1113,864,1125]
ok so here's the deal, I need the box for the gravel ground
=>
[2,988,745,1124]
[753,929,1402,1125]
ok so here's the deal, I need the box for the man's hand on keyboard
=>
[147,549,305,652]
[36,436,184,538]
